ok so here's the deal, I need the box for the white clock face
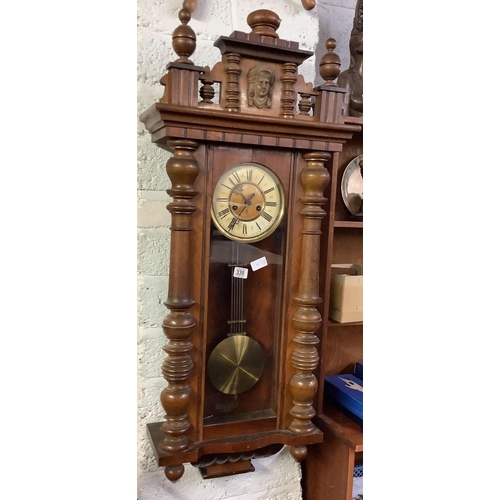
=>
[211,163,285,243]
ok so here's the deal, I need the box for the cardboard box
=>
[329,264,363,323]
[324,373,363,424]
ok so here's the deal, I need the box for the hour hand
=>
[243,192,255,206]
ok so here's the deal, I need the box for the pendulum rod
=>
[228,242,246,336]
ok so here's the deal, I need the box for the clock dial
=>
[211,163,285,243]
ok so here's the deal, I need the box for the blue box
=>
[324,373,363,423]
[354,361,363,380]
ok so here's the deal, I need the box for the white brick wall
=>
[137,1,357,498]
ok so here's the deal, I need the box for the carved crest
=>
[247,66,276,109]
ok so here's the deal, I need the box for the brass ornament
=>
[207,335,265,395]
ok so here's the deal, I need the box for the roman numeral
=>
[242,224,247,235]
[221,183,232,190]
[232,172,241,183]
[266,201,277,207]
[263,187,275,195]
[261,211,273,222]
[228,217,238,231]
[247,169,253,181]
[256,222,262,231]
[217,197,228,202]
[258,174,265,185]
[218,208,230,219]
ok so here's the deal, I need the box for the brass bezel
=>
[211,162,286,243]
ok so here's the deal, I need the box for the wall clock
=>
[139,7,361,482]
[211,162,285,243]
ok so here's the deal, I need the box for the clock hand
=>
[240,192,255,205]
[233,185,256,205]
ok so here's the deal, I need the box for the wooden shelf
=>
[317,403,363,452]
[328,320,363,327]
[343,116,363,127]
[333,221,363,228]
[302,403,363,500]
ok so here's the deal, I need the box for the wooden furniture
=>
[302,117,363,500]
[139,7,361,483]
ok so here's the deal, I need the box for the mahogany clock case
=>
[186,144,303,439]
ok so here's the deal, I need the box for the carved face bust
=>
[248,66,275,109]
[350,30,363,56]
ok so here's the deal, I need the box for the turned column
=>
[224,53,242,112]
[289,151,331,462]
[160,139,200,482]
[315,38,346,124]
[280,62,297,118]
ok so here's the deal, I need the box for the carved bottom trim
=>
[164,463,185,482]
[198,459,255,479]
[290,445,308,462]
[192,444,283,479]
[146,422,323,468]
[192,443,283,469]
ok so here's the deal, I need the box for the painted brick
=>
[137,198,171,228]
[138,190,171,202]
[138,0,233,38]
[137,228,170,276]
[138,275,169,328]
[138,379,167,473]
[300,58,319,90]
[137,135,171,192]
[137,29,176,88]
[189,0,233,41]
[137,82,164,117]
[191,39,227,69]
[317,3,355,75]
[138,327,165,380]
[138,0,186,34]
[138,448,302,500]
[319,0,358,8]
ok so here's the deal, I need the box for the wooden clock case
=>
[139,8,361,482]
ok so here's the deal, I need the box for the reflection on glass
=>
[342,155,363,216]
[204,221,286,424]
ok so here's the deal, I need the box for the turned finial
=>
[247,9,281,38]
[319,38,341,85]
[301,0,316,10]
[182,0,197,13]
[172,8,196,64]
